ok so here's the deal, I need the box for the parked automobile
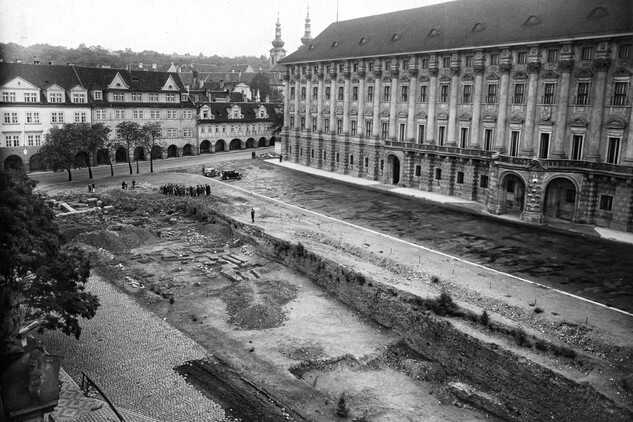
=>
[202,166,219,177]
[221,170,242,180]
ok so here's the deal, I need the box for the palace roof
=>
[280,0,633,64]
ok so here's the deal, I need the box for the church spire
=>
[272,13,285,49]
[300,7,313,45]
[269,13,286,69]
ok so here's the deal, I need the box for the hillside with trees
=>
[0,42,270,70]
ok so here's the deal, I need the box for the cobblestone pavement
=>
[38,275,225,422]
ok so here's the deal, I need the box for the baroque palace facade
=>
[0,62,280,171]
[278,0,633,232]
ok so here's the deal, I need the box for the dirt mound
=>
[75,227,157,252]
[231,302,286,330]
[222,279,298,330]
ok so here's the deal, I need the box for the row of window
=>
[289,115,623,164]
[1,91,88,104]
[291,81,629,106]
[200,108,269,119]
[112,127,193,139]
[110,92,187,102]
[3,111,87,124]
[4,133,42,147]
[93,109,194,120]
[200,124,267,134]
[294,44,632,76]
[1,91,188,104]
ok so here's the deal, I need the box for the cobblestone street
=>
[38,275,225,422]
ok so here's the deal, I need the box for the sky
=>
[0,0,452,58]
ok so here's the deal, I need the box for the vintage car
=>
[202,166,219,177]
[221,170,242,180]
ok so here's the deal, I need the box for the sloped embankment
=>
[182,201,633,422]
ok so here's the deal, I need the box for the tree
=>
[250,72,272,102]
[74,123,111,179]
[39,124,81,181]
[115,121,142,175]
[0,170,99,355]
[269,112,284,135]
[140,122,164,173]
[102,137,119,177]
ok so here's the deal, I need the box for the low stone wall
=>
[184,201,632,422]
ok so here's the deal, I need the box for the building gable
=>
[2,76,39,91]
[161,75,180,91]
[108,72,130,90]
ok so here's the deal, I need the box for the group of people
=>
[121,180,136,190]
[160,183,211,197]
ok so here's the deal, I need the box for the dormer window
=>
[181,93,188,102]
[24,92,38,102]
[359,38,367,45]
[332,41,339,48]
[49,92,64,103]
[391,33,400,41]
[93,90,102,100]
[72,93,86,103]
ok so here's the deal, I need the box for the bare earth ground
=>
[38,164,633,421]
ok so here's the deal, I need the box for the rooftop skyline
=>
[0,0,450,58]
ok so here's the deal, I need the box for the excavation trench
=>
[56,189,632,422]
[179,200,631,422]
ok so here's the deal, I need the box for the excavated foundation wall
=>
[185,203,632,422]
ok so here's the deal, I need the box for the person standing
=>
[132,180,136,189]
[251,208,255,223]
[279,154,283,163]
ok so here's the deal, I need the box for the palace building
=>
[278,0,633,232]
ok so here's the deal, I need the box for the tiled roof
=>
[198,102,280,123]
[280,0,633,64]
[74,66,187,92]
[0,62,82,89]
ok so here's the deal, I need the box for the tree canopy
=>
[0,170,99,348]
[0,42,269,70]
[139,122,164,173]
[39,124,82,181]
[73,122,111,179]
[115,121,143,175]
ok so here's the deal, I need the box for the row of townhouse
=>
[0,62,281,171]
[278,0,633,232]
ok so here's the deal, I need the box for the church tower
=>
[300,8,313,45]
[269,14,286,69]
